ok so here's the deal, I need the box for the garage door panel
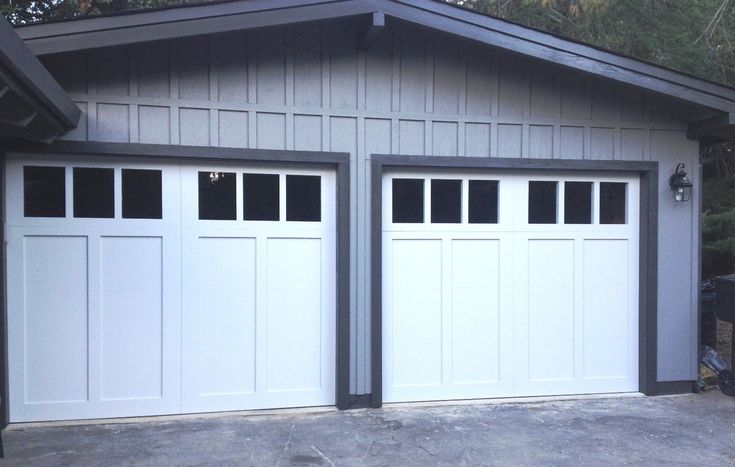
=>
[528,239,575,287]
[266,237,324,392]
[583,289,628,339]
[582,239,634,381]
[180,165,336,412]
[100,236,163,401]
[194,237,256,397]
[583,339,628,379]
[584,239,629,287]
[384,172,639,402]
[526,239,575,383]
[22,235,89,404]
[451,239,501,384]
[8,158,337,421]
[390,239,443,388]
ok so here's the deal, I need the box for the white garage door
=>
[383,171,639,403]
[5,156,335,422]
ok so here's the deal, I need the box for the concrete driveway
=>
[2,392,734,466]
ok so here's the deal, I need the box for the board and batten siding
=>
[40,18,700,393]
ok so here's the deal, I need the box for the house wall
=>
[39,17,701,394]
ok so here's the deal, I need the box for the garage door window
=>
[431,179,461,224]
[243,173,279,221]
[198,171,236,220]
[74,167,114,218]
[564,182,592,224]
[392,178,424,223]
[468,180,498,224]
[528,181,557,224]
[23,166,65,218]
[286,175,321,222]
[122,169,162,219]
[600,182,627,224]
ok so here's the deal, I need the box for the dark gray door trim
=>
[370,154,662,408]
[0,153,6,431]
[2,140,352,413]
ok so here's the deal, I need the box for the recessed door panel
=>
[100,236,163,401]
[23,236,89,405]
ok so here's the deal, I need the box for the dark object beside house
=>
[713,275,735,323]
[701,281,717,348]
[702,346,735,396]
[713,275,735,371]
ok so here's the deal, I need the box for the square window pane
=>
[244,173,279,221]
[600,182,627,224]
[468,180,498,224]
[528,181,557,224]
[564,182,592,224]
[286,175,321,221]
[431,179,462,223]
[198,171,236,220]
[24,166,65,217]
[392,178,424,223]
[74,167,114,218]
[122,169,162,219]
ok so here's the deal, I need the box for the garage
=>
[5,155,338,422]
[381,168,640,403]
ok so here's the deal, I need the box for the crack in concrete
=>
[275,422,295,467]
[311,445,336,467]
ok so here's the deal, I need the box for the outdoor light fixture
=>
[209,172,225,185]
[669,163,693,202]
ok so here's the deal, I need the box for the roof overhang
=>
[0,18,80,143]
[13,0,735,142]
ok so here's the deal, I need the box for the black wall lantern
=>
[669,163,693,202]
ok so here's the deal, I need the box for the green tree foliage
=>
[447,0,735,87]
[703,147,735,278]
[0,0,215,25]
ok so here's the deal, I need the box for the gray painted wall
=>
[40,18,701,392]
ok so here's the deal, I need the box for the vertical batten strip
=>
[391,27,400,113]
[285,29,295,150]
[321,26,331,154]
[129,47,139,143]
[357,49,367,111]
[425,34,434,115]
[490,122,498,158]
[458,46,468,156]
[170,41,180,145]
[246,33,257,148]
[490,53,499,117]
[209,36,219,147]
[87,51,97,141]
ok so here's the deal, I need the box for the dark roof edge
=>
[0,19,80,131]
[432,0,735,100]
[13,0,735,115]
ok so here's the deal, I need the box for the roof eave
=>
[0,19,80,143]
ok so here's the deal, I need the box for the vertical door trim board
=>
[0,152,6,428]
[370,154,662,408]
[3,140,352,411]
